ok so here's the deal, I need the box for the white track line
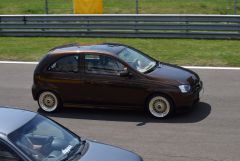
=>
[182,66,240,70]
[0,61,240,70]
[0,61,38,64]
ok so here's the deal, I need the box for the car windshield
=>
[117,47,157,73]
[8,115,81,161]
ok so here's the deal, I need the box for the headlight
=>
[178,85,191,93]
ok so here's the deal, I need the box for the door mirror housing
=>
[119,68,130,77]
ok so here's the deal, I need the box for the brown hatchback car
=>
[32,43,203,118]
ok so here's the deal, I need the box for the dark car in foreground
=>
[32,43,202,118]
[0,107,143,161]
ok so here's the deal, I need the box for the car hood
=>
[79,140,142,161]
[146,63,199,85]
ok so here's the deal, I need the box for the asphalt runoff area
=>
[0,63,239,161]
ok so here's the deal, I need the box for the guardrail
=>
[0,14,240,39]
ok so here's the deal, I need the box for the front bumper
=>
[174,81,203,111]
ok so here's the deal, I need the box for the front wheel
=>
[146,95,173,118]
[38,91,62,113]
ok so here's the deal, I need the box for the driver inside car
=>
[17,133,55,160]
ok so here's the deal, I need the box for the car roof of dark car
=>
[49,43,126,56]
[0,107,37,136]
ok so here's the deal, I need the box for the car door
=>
[80,53,146,107]
[0,140,24,161]
[42,54,83,103]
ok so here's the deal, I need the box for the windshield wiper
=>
[70,140,87,159]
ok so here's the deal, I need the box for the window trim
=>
[46,54,80,74]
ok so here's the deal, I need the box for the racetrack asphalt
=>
[0,63,239,161]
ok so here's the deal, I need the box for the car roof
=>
[49,43,126,56]
[0,107,37,136]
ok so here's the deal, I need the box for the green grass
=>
[0,1,239,67]
[0,0,239,14]
[0,37,239,67]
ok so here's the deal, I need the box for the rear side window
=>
[48,55,79,73]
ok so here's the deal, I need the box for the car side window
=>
[84,54,125,76]
[0,141,22,161]
[48,55,79,73]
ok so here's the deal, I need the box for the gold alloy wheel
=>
[148,96,171,118]
[38,91,58,112]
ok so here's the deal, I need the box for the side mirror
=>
[119,68,130,77]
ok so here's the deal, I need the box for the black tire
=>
[37,91,62,113]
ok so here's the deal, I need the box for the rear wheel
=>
[146,95,173,118]
[38,91,62,113]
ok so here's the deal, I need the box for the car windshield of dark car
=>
[8,115,81,161]
[117,48,157,73]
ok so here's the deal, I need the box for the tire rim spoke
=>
[39,92,58,112]
[149,96,170,118]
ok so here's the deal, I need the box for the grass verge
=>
[0,37,239,67]
[0,0,239,14]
